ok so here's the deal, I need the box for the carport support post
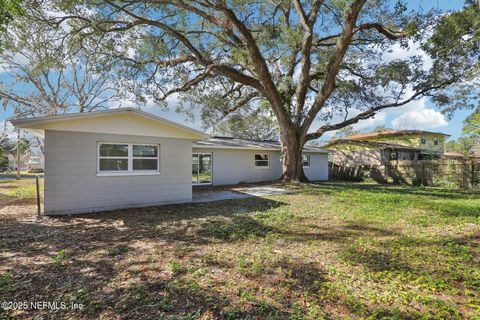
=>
[16,129,20,180]
[36,175,41,217]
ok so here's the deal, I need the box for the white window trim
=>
[302,154,311,168]
[97,142,160,176]
[254,154,270,168]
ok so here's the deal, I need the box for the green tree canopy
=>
[444,137,476,155]
[0,0,22,31]
[23,0,470,181]
[0,0,23,52]
[215,108,279,140]
[424,0,480,117]
[463,111,480,138]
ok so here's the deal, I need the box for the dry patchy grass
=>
[0,180,479,319]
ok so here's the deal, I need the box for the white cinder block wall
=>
[192,148,283,185]
[44,130,193,215]
[303,152,329,181]
[192,148,329,185]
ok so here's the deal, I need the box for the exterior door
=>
[192,153,212,185]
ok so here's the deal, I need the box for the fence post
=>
[36,175,41,218]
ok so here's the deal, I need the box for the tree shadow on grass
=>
[71,196,286,225]
[0,193,18,209]
[1,192,477,319]
[105,279,288,319]
[1,252,291,320]
[339,246,413,272]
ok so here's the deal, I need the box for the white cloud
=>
[383,40,433,70]
[391,98,447,129]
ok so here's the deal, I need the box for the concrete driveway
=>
[192,186,291,203]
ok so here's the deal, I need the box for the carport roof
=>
[193,136,330,153]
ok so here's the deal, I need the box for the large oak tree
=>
[30,0,461,181]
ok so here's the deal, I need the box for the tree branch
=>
[301,0,367,138]
[355,23,407,40]
[293,0,323,125]
[306,81,455,140]
[216,4,289,126]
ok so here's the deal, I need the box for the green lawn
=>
[0,181,479,319]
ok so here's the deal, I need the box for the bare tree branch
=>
[293,0,323,124]
[301,0,367,138]
[356,22,408,40]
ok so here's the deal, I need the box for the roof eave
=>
[10,108,209,140]
[193,144,330,153]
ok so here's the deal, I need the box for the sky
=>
[0,0,469,143]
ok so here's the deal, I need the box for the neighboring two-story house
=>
[324,130,450,165]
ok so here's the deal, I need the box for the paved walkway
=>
[192,186,291,203]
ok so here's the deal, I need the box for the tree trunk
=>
[281,130,309,183]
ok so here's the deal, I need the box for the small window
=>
[255,154,269,167]
[302,155,310,167]
[99,144,128,172]
[421,137,426,144]
[98,143,159,173]
[390,152,398,160]
[133,145,159,171]
[434,138,438,145]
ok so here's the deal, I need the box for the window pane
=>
[100,144,128,157]
[198,154,212,183]
[302,155,310,166]
[192,154,199,183]
[99,159,128,171]
[255,160,269,167]
[133,145,158,157]
[255,154,268,161]
[133,159,158,170]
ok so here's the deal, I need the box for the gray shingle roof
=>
[193,136,329,153]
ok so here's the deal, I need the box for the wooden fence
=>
[329,159,480,189]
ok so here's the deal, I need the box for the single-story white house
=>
[11,108,329,215]
[7,152,44,172]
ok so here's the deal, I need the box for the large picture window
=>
[98,143,159,174]
[254,154,269,167]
